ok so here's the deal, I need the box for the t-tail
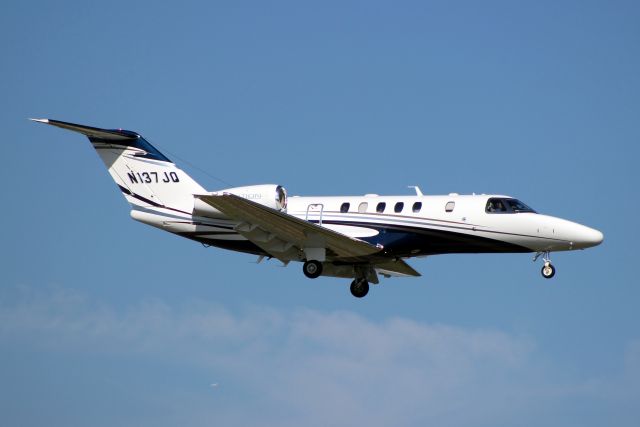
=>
[31,119,205,215]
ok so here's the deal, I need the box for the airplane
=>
[31,118,604,298]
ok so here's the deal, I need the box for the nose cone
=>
[537,215,604,251]
[573,224,604,249]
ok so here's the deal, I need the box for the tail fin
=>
[31,119,205,214]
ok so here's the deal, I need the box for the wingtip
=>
[29,118,49,124]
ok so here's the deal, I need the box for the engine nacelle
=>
[193,184,288,218]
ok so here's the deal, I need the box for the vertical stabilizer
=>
[31,119,205,214]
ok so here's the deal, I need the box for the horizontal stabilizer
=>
[30,118,171,162]
[30,118,140,141]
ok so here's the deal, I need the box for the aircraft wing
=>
[196,193,383,262]
[375,259,421,277]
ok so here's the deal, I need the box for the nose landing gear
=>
[534,251,556,279]
[541,262,556,279]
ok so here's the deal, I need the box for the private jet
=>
[32,119,604,298]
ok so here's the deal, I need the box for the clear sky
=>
[1,1,639,426]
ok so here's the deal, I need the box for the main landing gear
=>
[302,260,370,298]
[350,278,369,298]
[534,251,556,279]
[302,260,323,279]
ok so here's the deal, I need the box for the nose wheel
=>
[534,251,556,279]
[541,262,556,279]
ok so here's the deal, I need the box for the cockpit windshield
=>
[486,198,536,214]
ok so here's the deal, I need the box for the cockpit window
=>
[486,198,507,213]
[486,198,536,214]
[505,199,535,213]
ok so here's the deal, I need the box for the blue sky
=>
[1,1,639,425]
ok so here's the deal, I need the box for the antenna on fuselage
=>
[408,186,423,196]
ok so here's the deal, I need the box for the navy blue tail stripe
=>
[116,185,191,215]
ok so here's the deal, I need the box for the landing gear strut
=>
[303,260,323,279]
[534,251,556,279]
[350,278,369,298]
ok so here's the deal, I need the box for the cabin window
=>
[394,202,404,213]
[340,202,350,213]
[376,202,386,213]
[358,202,368,213]
[445,201,455,212]
[412,202,422,213]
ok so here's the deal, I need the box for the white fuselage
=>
[132,193,603,258]
[287,194,602,254]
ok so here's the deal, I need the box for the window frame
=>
[412,201,422,213]
[445,201,455,212]
[376,202,386,213]
[394,202,404,213]
[340,202,350,213]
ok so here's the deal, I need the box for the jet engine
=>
[193,184,288,218]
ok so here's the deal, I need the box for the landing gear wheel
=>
[350,279,369,298]
[303,260,323,279]
[534,251,556,279]
[541,263,556,279]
